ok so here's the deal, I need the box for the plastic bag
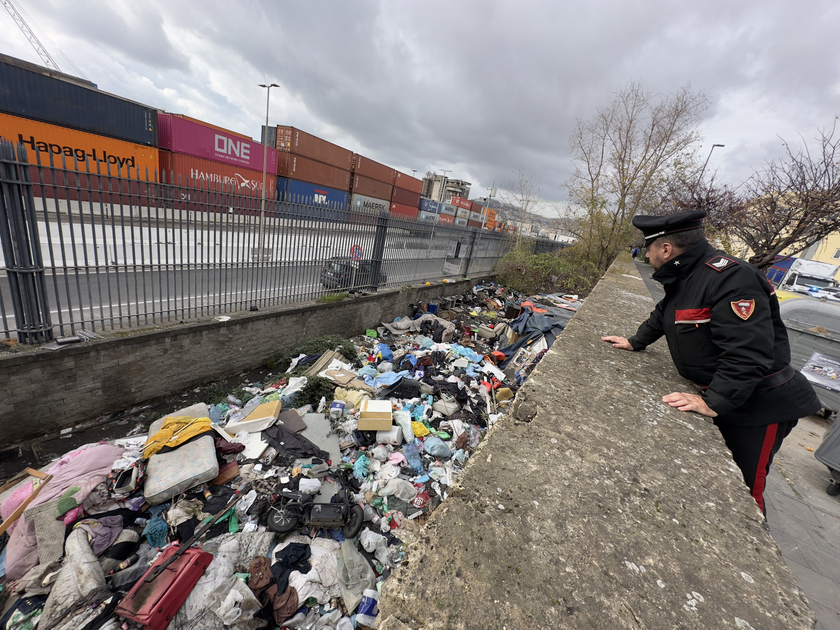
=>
[206,575,262,624]
[336,539,376,613]
[299,478,322,494]
[402,443,423,473]
[393,410,413,443]
[379,478,417,502]
[424,436,452,459]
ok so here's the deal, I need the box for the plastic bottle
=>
[356,589,380,628]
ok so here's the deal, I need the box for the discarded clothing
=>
[143,415,213,458]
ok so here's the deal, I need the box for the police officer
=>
[602,210,820,513]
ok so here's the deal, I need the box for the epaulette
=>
[705,255,739,273]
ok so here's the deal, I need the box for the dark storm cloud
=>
[3,0,838,204]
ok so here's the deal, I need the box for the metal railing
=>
[0,140,564,342]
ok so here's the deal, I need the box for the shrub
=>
[494,247,600,297]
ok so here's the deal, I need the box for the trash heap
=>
[0,282,580,630]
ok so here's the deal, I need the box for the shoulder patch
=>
[705,255,739,272]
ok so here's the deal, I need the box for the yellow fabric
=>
[411,421,430,437]
[143,416,213,458]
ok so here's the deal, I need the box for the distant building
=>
[422,172,471,203]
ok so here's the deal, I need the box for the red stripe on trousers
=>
[752,424,778,512]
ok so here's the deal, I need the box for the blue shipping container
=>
[419,197,440,213]
[0,54,158,146]
[276,177,348,223]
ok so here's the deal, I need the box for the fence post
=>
[461,228,478,278]
[0,140,54,344]
[370,208,389,290]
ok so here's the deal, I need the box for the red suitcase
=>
[115,544,213,630]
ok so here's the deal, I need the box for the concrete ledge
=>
[0,276,488,444]
[379,256,815,629]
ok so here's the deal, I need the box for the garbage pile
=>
[0,282,580,630]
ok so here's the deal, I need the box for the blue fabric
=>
[353,454,370,480]
[376,344,393,361]
[364,370,409,388]
[357,365,378,377]
[451,344,483,363]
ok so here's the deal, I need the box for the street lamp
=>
[257,83,279,262]
[697,143,724,188]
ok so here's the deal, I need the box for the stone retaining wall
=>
[378,256,815,629]
[0,278,487,444]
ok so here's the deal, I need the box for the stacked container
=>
[157,113,275,197]
[351,154,394,220]
[389,170,422,220]
[269,126,353,211]
[418,197,440,223]
[438,203,456,225]
[468,201,484,228]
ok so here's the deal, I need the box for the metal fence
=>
[0,140,564,342]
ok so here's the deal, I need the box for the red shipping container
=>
[390,202,419,220]
[277,152,351,190]
[393,170,422,194]
[451,196,471,210]
[438,213,455,224]
[468,219,482,228]
[391,187,420,207]
[157,113,276,173]
[353,154,395,184]
[275,126,353,171]
[352,174,393,200]
[469,200,484,214]
[159,150,275,196]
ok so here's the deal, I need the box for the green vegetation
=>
[270,334,358,374]
[494,244,600,297]
[317,293,348,303]
[295,376,337,408]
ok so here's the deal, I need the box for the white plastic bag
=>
[336,539,375,613]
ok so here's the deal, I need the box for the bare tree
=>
[500,166,541,248]
[566,82,708,270]
[720,125,840,270]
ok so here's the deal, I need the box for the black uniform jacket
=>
[629,239,820,426]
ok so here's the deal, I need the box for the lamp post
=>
[257,83,279,262]
[697,143,724,189]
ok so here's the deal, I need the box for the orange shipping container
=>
[0,111,158,178]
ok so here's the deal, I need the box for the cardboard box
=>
[225,400,282,434]
[358,399,393,431]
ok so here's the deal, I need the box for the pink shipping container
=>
[352,154,395,184]
[352,174,393,200]
[157,113,276,172]
[391,187,420,207]
[277,152,351,190]
[450,196,471,210]
[390,202,419,220]
[393,171,422,194]
[275,126,353,170]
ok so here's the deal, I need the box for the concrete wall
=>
[0,277,486,445]
[379,255,815,630]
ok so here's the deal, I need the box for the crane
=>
[2,0,61,71]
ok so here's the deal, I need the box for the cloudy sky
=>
[2,0,839,212]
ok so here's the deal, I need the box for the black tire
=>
[267,504,300,534]
[342,505,365,538]
[827,481,840,497]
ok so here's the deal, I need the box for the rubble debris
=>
[0,281,580,629]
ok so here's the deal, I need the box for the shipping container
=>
[271,125,353,171]
[350,193,390,214]
[352,154,395,184]
[391,187,421,207]
[419,197,440,213]
[0,53,157,146]
[439,203,457,216]
[469,200,484,214]
[470,211,483,222]
[484,208,497,223]
[455,217,469,227]
[175,114,250,140]
[455,207,470,219]
[450,196,471,210]
[0,111,158,177]
[157,113,276,173]
[352,174,393,200]
[393,170,422,194]
[467,219,482,228]
[159,150,274,197]
[390,202,419,220]
[277,177,349,208]
[419,211,439,223]
[438,213,455,224]
[277,152,351,190]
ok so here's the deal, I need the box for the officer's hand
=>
[601,336,633,350]
[662,392,718,417]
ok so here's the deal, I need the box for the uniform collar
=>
[652,239,713,286]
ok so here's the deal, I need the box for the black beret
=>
[632,210,707,245]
